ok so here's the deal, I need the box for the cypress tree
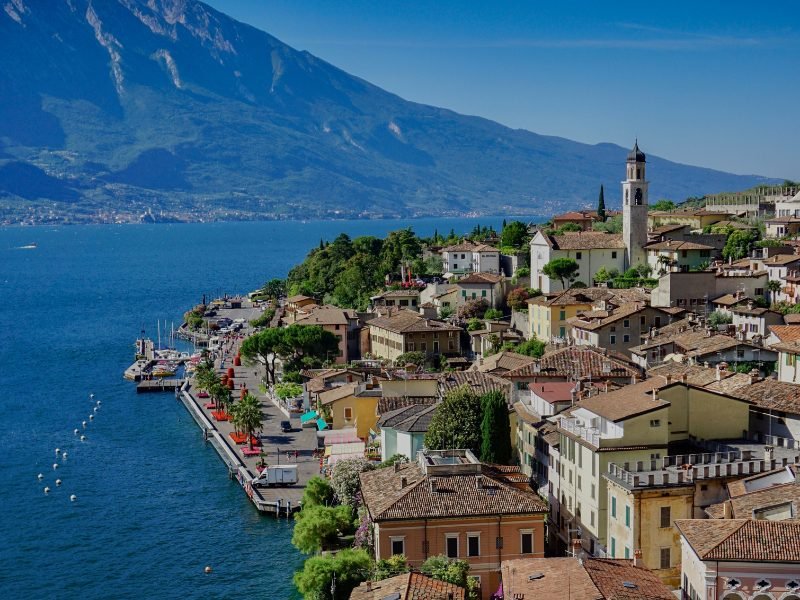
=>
[597,185,606,222]
[479,391,512,464]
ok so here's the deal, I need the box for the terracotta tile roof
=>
[551,232,626,250]
[500,557,673,600]
[651,223,688,234]
[350,572,465,600]
[374,289,421,299]
[770,325,800,343]
[513,401,545,425]
[711,293,749,306]
[378,395,438,414]
[438,371,512,399]
[360,461,547,521]
[294,304,355,326]
[675,519,800,562]
[286,294,315,303]
[630,326,762,359]
[457,272,503,284]
[368,310,462,334]
[474,350,536,374]
[572,379,668,422]
[503,346,640,380]
[319,382,358,405]
[727,379,800,414]
[762,254,800,266]
[441,241,480,252]
[553,210,596,220]
[645,240,715,251]
[705,481,800,519]
[784,314,800,324]
[727,465,798,498]
[570,303,655,331]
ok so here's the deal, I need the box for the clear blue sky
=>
[205,0,800,180]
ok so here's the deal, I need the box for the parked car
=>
[280,420,292,433]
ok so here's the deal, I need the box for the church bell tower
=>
[622,140,649,269]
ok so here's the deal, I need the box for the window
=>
[611,496,617,518]
[453,263,458,270]
[481,290,487,297]
[625,546,630,559]
[576,252,582,260]
[420,342,427,352]
[660,506,671,528]
[590,511,595,527]
[755,287,764,296]
[577,475,582,490]
[520,531,533,554]
[625,505,630,527]
[559,310,566,321]
[612,251,617,259]
[649,419,661,427]
[640,315,646,326]
[610,335,616,345]
[610,537,616,558]
[660,547,670,569]
[467,534,480,557]
[623,319,630,328]
[344,407,353,420]
[590,483,596,499]
[650,453,661,460]
[408,342,415,351]
[446,534,459,558]
[390,537,405,556]
[623,334,630,343]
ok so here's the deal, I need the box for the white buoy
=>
[93,407,98,413]
[37,473,43,480]
[90,393,94,399]
[53,463,58,470]
[80,435,86,442]
[56,479,62,486]
[62,452,68,459]
[44,487,50,494]
[55,448,60,455]
[82,421,87,428]
[74,428,79,435]
[70,494,77,502]
[204,566,212,574]
[97,400,101,405]
[89,414,94,420]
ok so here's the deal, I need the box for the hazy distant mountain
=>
[0,0,777,223]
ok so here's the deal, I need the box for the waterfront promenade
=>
[180,301,319,515]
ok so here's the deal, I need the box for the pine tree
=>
[319,238,324,250]
[597,185,606,222]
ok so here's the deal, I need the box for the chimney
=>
[651,388,658,402]
[571,539,582,560]
[723,500,733,520]
[715,364,722,381]
[680,373,688,384]
[633,549,643,567]
[365,581,372,592]
[664,374,672,385]
[749,368,760,384]
[764,445,774,463]
[394,462,401,473]
[401,476,408,488]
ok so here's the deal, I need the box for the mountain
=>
[0,0,777,224]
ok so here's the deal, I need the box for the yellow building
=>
[551,376,772,587]
[527,288,609,341]
[319,381,383,439]
[367,309,462,361]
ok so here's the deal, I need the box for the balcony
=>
[560,417,601,447]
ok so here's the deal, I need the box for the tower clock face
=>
[635,188,643,203]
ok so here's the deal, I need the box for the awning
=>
[300,410,319,424]
[316,418,329,431]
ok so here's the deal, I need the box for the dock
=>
[172,300,316,516]
[137,379,185,393]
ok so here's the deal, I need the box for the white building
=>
[441,241,500,276]
[530,231,625,292]
[622,141,649,270]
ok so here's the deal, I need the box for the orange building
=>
[359,449,548,600]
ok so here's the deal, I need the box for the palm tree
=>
[194,360,219,392]
[211,382,232,415]
[233,393,263,450]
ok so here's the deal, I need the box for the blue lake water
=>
[0,217,519,599]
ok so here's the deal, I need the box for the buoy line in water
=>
[38,392,102,503]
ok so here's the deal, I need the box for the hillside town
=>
[186,143,800,600]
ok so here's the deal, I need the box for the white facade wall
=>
[777,350,800,384]
[473,251,500,274]
[381,428,398,462]
[530,232,625,293]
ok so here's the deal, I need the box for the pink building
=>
[676,519,800,600]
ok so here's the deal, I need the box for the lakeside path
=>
[182,301,319,514]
